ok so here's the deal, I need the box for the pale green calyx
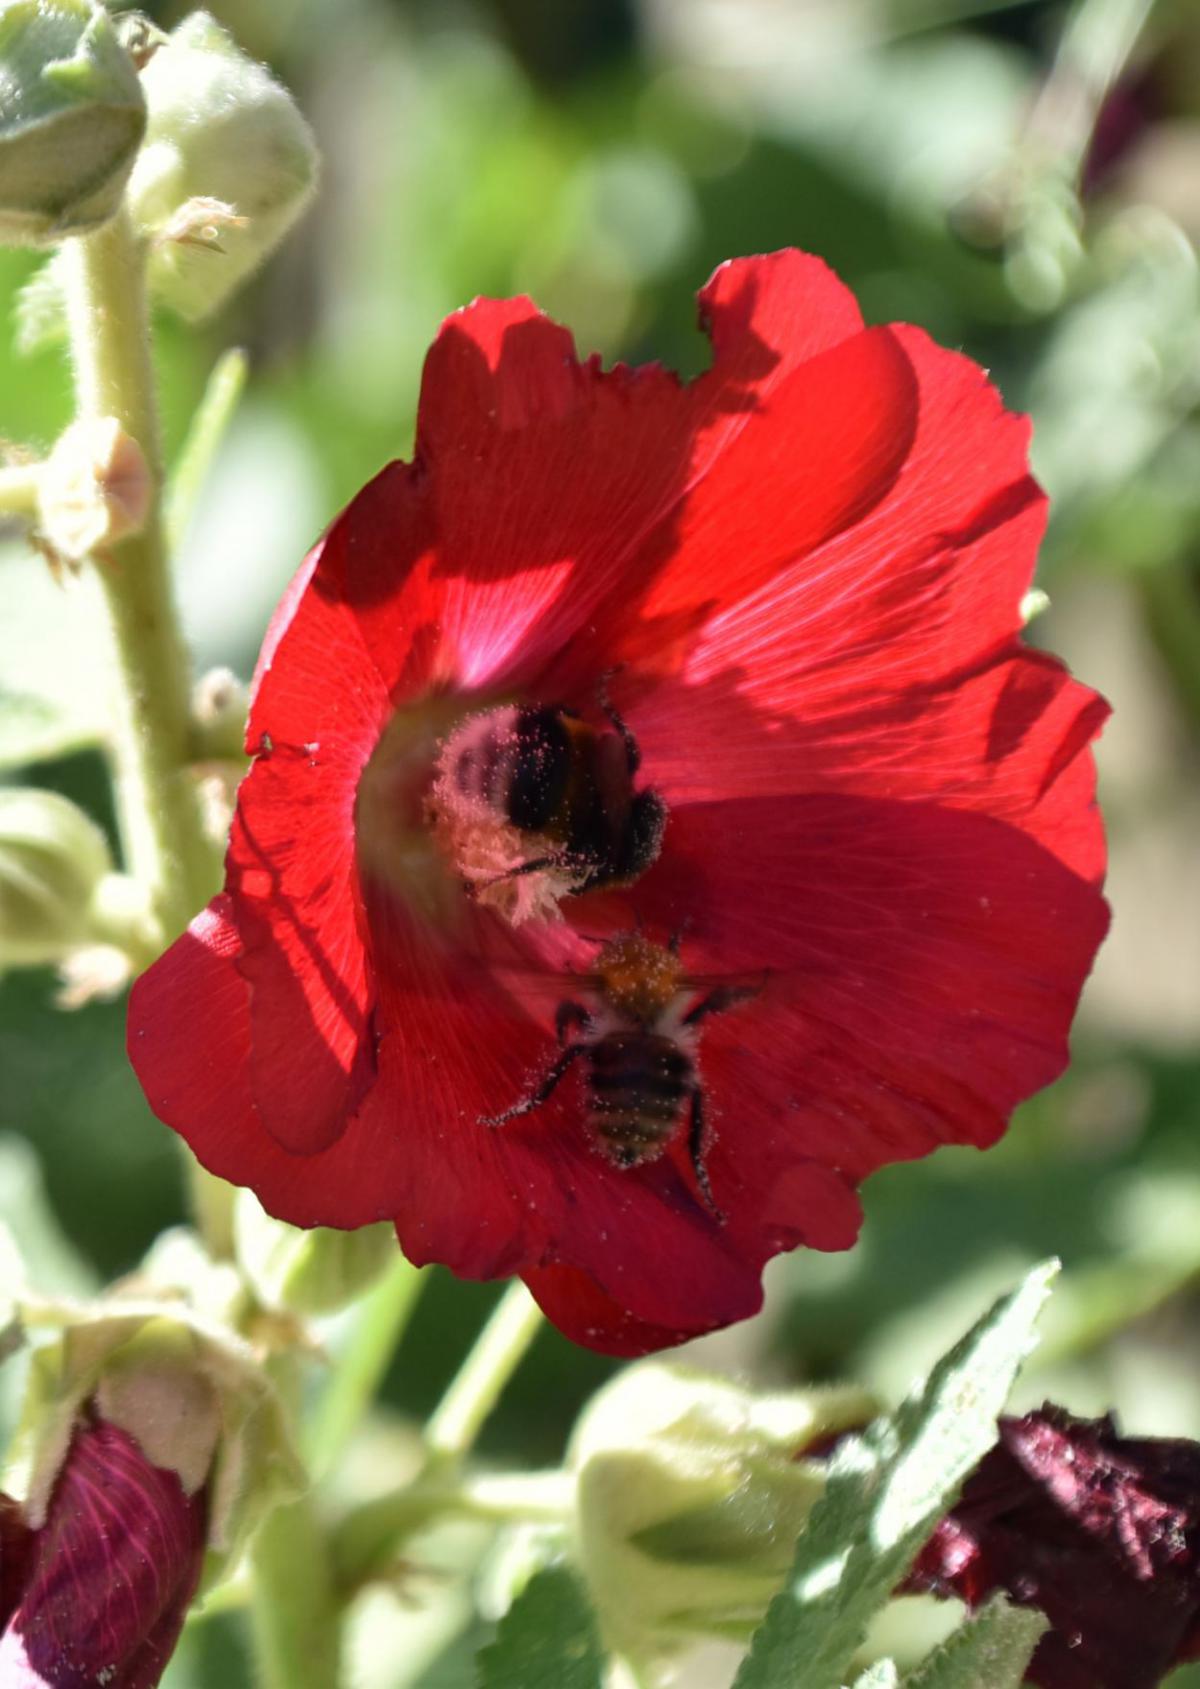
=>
[126,10,318,321]
[234,1191,397,1317]
[0,786,114,967]
[567,1362,877,1661]
[0,0,146,246]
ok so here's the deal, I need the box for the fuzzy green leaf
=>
[477,1566,605,1689]
[903,1598,1048,1689]
[732,1262,1058,1689]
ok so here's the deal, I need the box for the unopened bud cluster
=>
[2,6,318,327]
[0,0,145,246]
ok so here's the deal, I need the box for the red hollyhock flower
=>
[906,1405,1200,1689]
[0,1417,206,1688]
[128,250,1109,1355]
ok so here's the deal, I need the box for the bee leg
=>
[478,853,563,890]
[682,984,759,1027]
[667,916,693,954]
[555,1000,591,1043]
[479,1041,584,1127]
[597,668,642,775]
[687,1086,724,1222]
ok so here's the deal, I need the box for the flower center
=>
[359,693,668,931]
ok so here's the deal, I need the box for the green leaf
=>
[732,1262,1058,1689]
[477,1566,605,1689]
[853,1662,900,1688]
[903,1598,1048,1689]
[166,347,249,553]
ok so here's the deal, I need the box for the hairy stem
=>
[62,209,217,945]
[333,1468,575,1598]
[61,207,233,1257]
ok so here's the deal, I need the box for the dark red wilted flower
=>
[128,250,1109,1355]
[907,1405,1200,1689]
[0,1417,206,1688]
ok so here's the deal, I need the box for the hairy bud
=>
[0,787,113,969]
[0,0,146,247]
[0,1417,206,1687]
[127,11,318,321]
[568,1361,875,1660]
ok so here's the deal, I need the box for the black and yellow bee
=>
[445,685,666,895]
[482,931,757,1219]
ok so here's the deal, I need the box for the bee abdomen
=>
[584,1033,693,1167]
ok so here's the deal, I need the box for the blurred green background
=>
[3,0,1200,1683]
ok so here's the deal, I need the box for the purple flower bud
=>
[0,1415,206,1688]
[905,1403,1200,1689]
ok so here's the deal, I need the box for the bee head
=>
[595,932,682,1023]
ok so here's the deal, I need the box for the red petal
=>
[225,558,390,1152]
[129,899,401,1230]
[253,253,870,707]
[521,1263,741,1357]
[0,1421,205,1689]
[627,503,1106,882]
[633,794,1108,1200]
[610,325,918,659]
[360,887,765,1328]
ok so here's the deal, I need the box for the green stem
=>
[424,1282,544,1463]
[61,206,233,1258]
[166,346,248,554]
[330,1286,547,1595]
[249,1358,343,1689]
[250,1501,341,1687]
[305,1255,426,1478]
[0,462,42,520]
[61,208,217,945]
[332,1468,574,1598]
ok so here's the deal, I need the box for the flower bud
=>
[126,12,318,321]
[234,1190,397,1317]
[0,788,113,968]
[0,1416,206,1687]
[4,1257,305,1593]
[0,0,146,247]
[906,1403,1200,1689]
[568,1361,875,1660]
[35,416,152,563]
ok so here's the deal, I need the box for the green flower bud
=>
[234,1190,397,1317]
[0,787,113,967]
[127,12,318,321]
[568,1362,876,1661]
[3,1238,305,1589]
[0,0,146,247]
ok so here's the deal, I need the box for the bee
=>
[482,931,758,1219]
[439,680,666,896]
